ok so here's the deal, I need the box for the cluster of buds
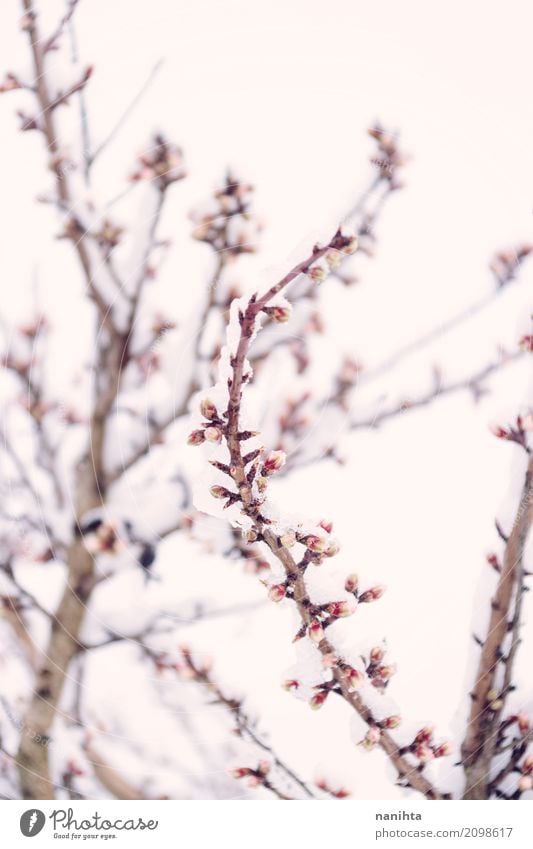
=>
[365,645,396,692]
[490,414,531,450]
[315,777,350,798]
[130,134,186,190]
[306,234,359,286]
[296,527,341,564]
[190,172,261,257]
[188,398,225,446]
[368,123,406,188]
[345,574,386,605]
[400,726,451,764]
[230,760,271,788]
[489,244,532,287]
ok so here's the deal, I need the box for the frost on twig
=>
[190,229,450,799]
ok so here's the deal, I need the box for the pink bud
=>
[282,678,299,692]
[268,583,287,603]
[519,775,533,792]
[344,573,359,593]
[490,424,508,439]
[415,726,434,744]
[303,535,329,554]
[200,398,218,420]
[310,690,329,710]
[367,726,381,744]
[434,741,452,757]
[263,450,286,474]
[519,334,533,352]
[204,425,223,443]
[518,714,531,735]
[486,552,499,568]
[325,540,340,557]
[230,767,251,779]
[326,600,355,618]
[187,429,205,445]
[340,666,363,691]
[380,716,400,730]
[319,519,334,534]
[415,743,435,763]
[308,620,325,644]
[257,760,271,775]
[376,663,396,681]
[269,305,291,323]
[522,755,533,775]
[359,585,386,603]
[210,485,231,499]
[370,646,385,664]
[343,236,359,255]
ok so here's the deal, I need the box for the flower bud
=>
[415,726,434,744]
[519,334,533,352]
[204,425,223,443]
[187,429,205,445]
[415,743,435,763]
[257,760,271,775]
[325,248,343,269]
[325,540,340,557]
[340,666,363,691]
[309,690,329,710]
[326,600,355,618]
[518,713,531,735]
[268,583,287,603]
[308,619,325,644]
[319,519,333,533]
[230,767,251,779]
[376,663,396,681]
[359,585,386,603]
[519,775,533,792]
[280,530,296,548]
[282,678,299,692]
[308,264,328,283]
[343,236,359,255]
[490,424,508,439]
[381,715,402,729]
[523,755,533,775]
[210,485,231,499]
[367,726,381,744]
[369,646,384,664]
[434,741,452,757]
[268,305,291,323]
[263,450,286,474]
[344,573,359,593]
[303,534,328,553]
[200,398,218,420]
